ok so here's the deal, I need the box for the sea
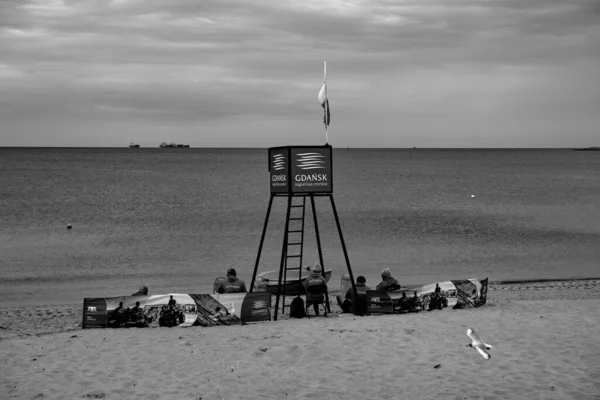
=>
[1,147,599,307]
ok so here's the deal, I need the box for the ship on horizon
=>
[129,142,140,148]
[159,142,190,148]
[573,146,600,151]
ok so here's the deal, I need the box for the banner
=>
[366,278,488,315]
[451,278,488,309]
[82,292,272,329]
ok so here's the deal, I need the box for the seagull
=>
[466,328,492,359]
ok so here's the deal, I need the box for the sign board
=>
[268,145,333,194]
[268,148,290,193]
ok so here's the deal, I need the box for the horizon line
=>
[0,146,597,150]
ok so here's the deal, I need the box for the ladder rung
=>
[286,255,302,258]
[287,242,302,246]
[286,267,301,271]
[290,205,304,208]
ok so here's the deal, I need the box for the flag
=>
[318,83,330,126]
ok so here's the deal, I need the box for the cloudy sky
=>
[1,0,599,147]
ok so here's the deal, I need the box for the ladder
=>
[280,195,307,314]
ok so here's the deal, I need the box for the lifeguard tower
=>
[248,144,359,321]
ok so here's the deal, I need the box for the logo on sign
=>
[87,306,97,312]
[296,152,325,170]
[253,300,269,309]
[272,153,286,170]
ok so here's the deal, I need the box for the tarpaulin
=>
[82,292,272,329]
[366,278,488,315]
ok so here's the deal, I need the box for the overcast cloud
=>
[1,0,599,147]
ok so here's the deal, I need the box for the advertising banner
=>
[268,148,289,193]
[290,147,332,193]
[268,146,333,194]
[366,278,488,315]
[82,292,272,329]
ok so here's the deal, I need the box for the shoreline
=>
[491,276,600,284]
[3,276,600,308]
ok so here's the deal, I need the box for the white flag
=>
[317,83,330,126]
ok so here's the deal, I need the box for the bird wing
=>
[467,328,481,343]
[474,344,491,359]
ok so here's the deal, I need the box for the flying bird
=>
[466,328,492,359]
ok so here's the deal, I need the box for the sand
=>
[2,280,600,400]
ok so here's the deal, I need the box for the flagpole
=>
[324,61,328,144]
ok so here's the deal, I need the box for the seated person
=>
[303,264,328,316]
[210,306,230,321]
[336,275,370,313]
[112,302,125,325]
[410,291,422,311]
[375,269,401,292]
[216,269,247,293]
[131,285,149,296]
[159,305,168,316]
[397,291,410,312]
[130,301,144,323]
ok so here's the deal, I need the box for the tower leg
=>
[273,195,293,321]
[310,194,331,313]
[250,194,275,292]
[328,194,358,302]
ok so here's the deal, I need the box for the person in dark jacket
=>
[217,269,247,293]
[397,291,411,312]
[375,269,401,292]
[336,276,370,313]
[410,291,422,311]
[112,301,125,326]
[130,301,144,324]
[303,264,328,316]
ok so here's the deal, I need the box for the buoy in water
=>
[67,224,72,229]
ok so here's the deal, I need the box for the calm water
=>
[1,147,599,306]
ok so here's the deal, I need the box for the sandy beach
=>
[2,279,600,400]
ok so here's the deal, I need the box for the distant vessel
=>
[129,142,140,148]
[573,147,600,151]
[159,142,190,148]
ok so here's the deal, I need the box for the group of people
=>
[118,267,447,323]
[212,265,447,315]
[110,285,187,327]
[110,300,149,327]
[336,268,404,313]
[335,269,449,314]
[395,291,423,313]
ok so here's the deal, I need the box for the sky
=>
[1,0,599,148]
